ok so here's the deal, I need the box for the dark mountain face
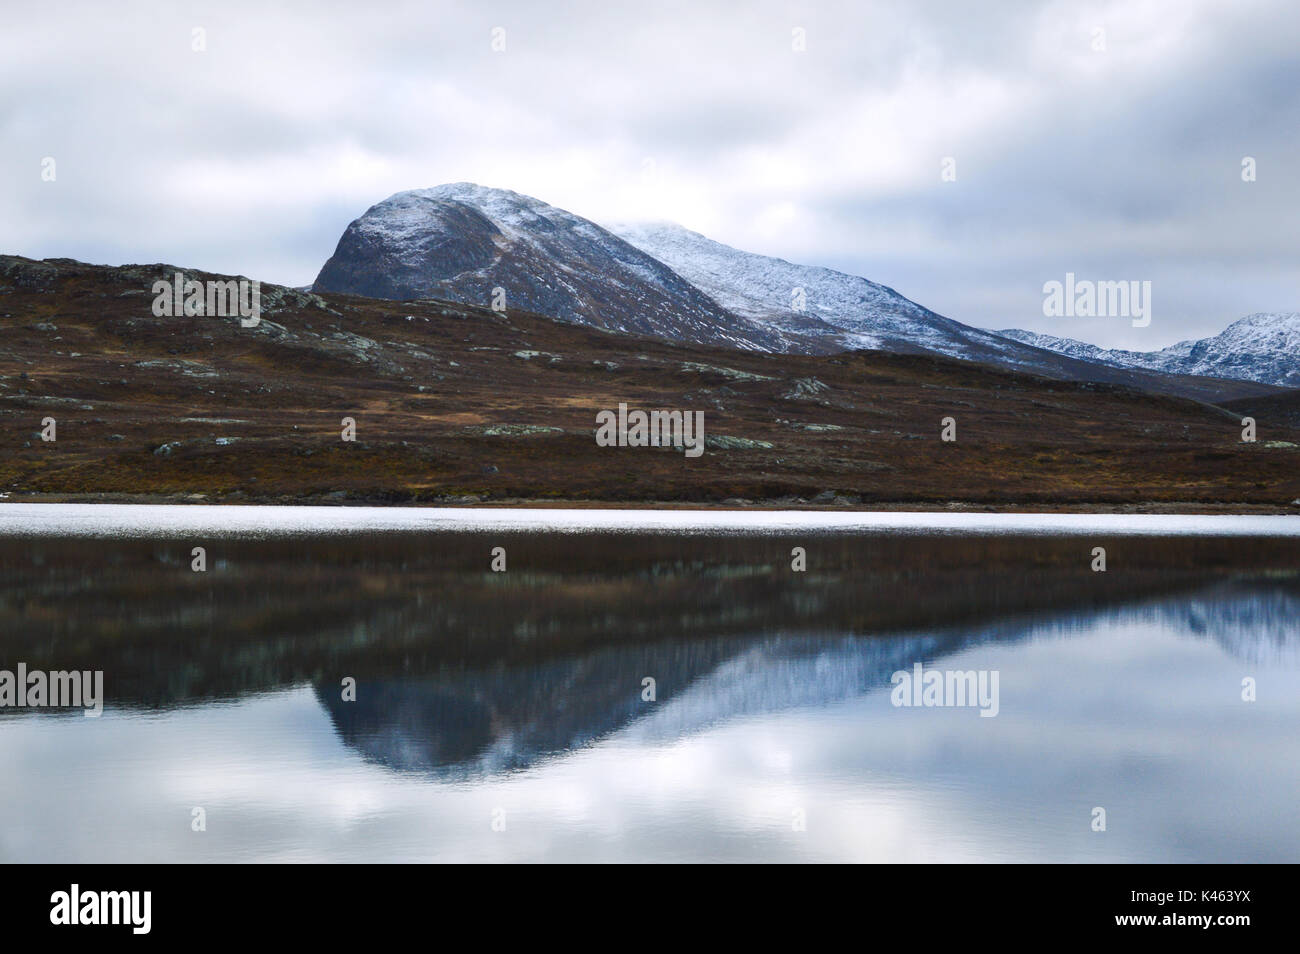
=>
[313,184,816,352]
[316,199,502,301]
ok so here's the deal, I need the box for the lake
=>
[1,505,1297,862]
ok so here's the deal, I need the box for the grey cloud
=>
[2,0,1297,350]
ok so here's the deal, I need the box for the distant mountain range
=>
[314,183,1297,395]
[998,314,1300,390]
[609,219,1167,381]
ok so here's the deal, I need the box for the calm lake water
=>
[1,505,1298,863]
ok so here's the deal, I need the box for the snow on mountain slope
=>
[609,220,1113,375]
[998,313,1300,389]
[311,185,1282,401]
[313,184,817,352]
[990,329,1118,365]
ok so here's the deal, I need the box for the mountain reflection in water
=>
[1,526,1297,862]
[315,581,1299,778]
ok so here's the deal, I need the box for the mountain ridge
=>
[311,184,1293,401]
[998,313,1300,390]
[313,182,831,353]
[604,217,1292,401]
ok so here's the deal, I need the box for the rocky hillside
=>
[2,254,1299,507]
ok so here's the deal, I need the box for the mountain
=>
[608,220,1095,373]
[313,183,825,352]
[997,313,1300,389]
[991,329,1131,365]
[610,220,1008,358]
[607,219,1282,401]
[312,184,1282,402]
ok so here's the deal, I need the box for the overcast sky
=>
[3,0,1297,349]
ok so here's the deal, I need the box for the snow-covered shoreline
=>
[2,502,1299,538]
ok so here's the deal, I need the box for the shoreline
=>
[4,500,1300,538]
[2,493,1298,516]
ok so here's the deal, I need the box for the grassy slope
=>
[1,256,1298,508]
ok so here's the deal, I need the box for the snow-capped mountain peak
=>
[313,184,1290,398]
[607,219,1220,388]
[313,184,800,351]
[998,312,1300,389]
